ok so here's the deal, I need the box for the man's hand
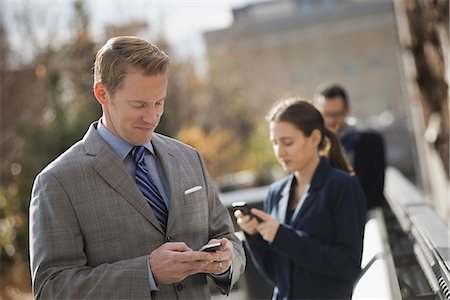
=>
[252,209,280,243]
[149,242,212,284]
[200,238,233,275]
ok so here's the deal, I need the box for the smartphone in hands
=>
[198,242,221,252]
[232,201,263,222]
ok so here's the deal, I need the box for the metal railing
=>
[385,167,450,299]
[353,208,402,299]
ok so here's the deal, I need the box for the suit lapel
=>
[151,134,182,234]
[292,189,315,225]
[83,122,165,235]
[291,157,331,225]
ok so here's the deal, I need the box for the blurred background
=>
[0,0,448,299]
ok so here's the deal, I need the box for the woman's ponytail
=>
[323,128,354,175]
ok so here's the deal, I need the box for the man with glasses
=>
[315,84,386,211]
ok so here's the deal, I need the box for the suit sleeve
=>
[29,171,151,299]
[196,151,246,294]
[269,177,366,281]
[244,189,277,285]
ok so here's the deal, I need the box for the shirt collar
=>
[97,119,155,160]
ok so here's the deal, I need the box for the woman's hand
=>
[251,209,280,243]
[234,208,280,243]
[234,209,259,235]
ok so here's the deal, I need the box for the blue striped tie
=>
[132,146,168,231]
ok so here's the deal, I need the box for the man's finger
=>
[173,249,214,263]
[219,238,231,250]
[162,242,192,252]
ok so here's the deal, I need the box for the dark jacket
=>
[341,130,386,210]
[245,158,366,299]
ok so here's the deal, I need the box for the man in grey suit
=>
[29,36,245,299]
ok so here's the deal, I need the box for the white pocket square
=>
[184,186,203,195]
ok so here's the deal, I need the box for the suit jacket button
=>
[166,236,172,242]
[176,283,183,291]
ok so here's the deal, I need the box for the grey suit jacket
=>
[29,122,245,299]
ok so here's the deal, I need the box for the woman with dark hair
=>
[235,98,366,299]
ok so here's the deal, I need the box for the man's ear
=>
[93,82,108,105]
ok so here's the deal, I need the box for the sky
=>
[88,1,258,58]
[2,0,265,68]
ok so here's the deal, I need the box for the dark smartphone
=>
[198,242,221,252]
[232,201,263,222]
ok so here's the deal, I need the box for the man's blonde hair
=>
[94,36,170,95]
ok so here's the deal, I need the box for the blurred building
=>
[204,0,416,178]
[204,0,404,121]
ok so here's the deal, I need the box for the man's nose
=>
[324,117,335,127]
[143,107,158,124]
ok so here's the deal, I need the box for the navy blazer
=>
[246,157,366,299]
